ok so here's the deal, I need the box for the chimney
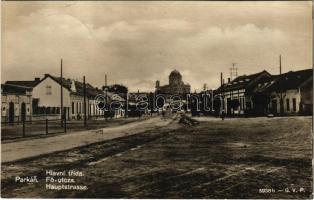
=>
[220,72,223,86]
[228,78,231,83]
[105,74,107,87]
[34,77,40,82]
[156,80,160,88]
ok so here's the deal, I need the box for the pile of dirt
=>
[179,115,199,126]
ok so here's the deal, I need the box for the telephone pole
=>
[279,54,284,116]
[230,63,238,81]
[60,59,64,127]
[83,76,87,127]
[279,55,282,75]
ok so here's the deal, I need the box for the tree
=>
[103,84,128,94]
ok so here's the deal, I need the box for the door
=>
[9,102,14,123]
[271,100,277,114]
[21,102,26,122]
[227,98,231,115]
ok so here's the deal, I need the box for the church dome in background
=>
[155,68,191,94]
[170,69,182,77]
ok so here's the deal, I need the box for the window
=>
[46,85,52,95]
[286,99,290,111]
[292,98,297,112]
[72,102,74,114]
[76,102,78,114]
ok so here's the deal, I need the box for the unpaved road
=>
[2,115,175,163]
[1,116,312,198]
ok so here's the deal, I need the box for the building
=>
[105,91,126,118]
[257,69,313,115]
[31,74,127,120]
[156,70,191,94]
[1,78,41,123]
[1,84,33,123]
[214,68,313,116]
[215,70,272,116]
[32,74,106,120]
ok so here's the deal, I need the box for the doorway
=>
[21,102,26,122]
[9,102,15,123]
[271,100,277,115]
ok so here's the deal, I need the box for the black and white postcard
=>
[1,1,313,199]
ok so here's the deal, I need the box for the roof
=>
[5,79,40,88]
[36,74,125,101]
[170,69,182,77]
[261,68,313,93]
[1,84,32,95]
[216,70,271,93]
[36,74,103,97]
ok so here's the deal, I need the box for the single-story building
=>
[1,84,33,123]
[215,70,272,116]
[257,69,313,115]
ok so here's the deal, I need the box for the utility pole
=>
[279,54,282,75]
[83,76,87,127]
[230,63,238,81]
[211,89,214,114]
[279,54,283,116]
[125,90,128,118]
[105,87,108,121]
[60,58,63,127]
[137,89,140,118]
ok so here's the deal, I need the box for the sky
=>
[2,1,312,92]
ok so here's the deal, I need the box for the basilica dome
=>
[170,69,182,78]
[155,69,191,94]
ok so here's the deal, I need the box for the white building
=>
[264,69,313,115]
[1,84,33,123]
[32,74,105,120]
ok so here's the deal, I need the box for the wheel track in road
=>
[1,115,181,197]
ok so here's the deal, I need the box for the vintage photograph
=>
[1,1,313,199]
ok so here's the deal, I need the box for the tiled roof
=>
[41,74,125,101]
[262,69,313,92]
[43,74,103,97]
[216,70,271,92]
[1,84,32,95]
[5,80,40,88]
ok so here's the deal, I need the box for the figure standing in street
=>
[221,110,225,120]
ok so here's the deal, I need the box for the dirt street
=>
[1,115,312,198]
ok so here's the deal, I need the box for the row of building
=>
[1,68,313,123]
[212,68,313,116]
[153,68,312,116]
[1,74,126,123]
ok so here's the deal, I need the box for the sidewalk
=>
[1,116,173,163]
